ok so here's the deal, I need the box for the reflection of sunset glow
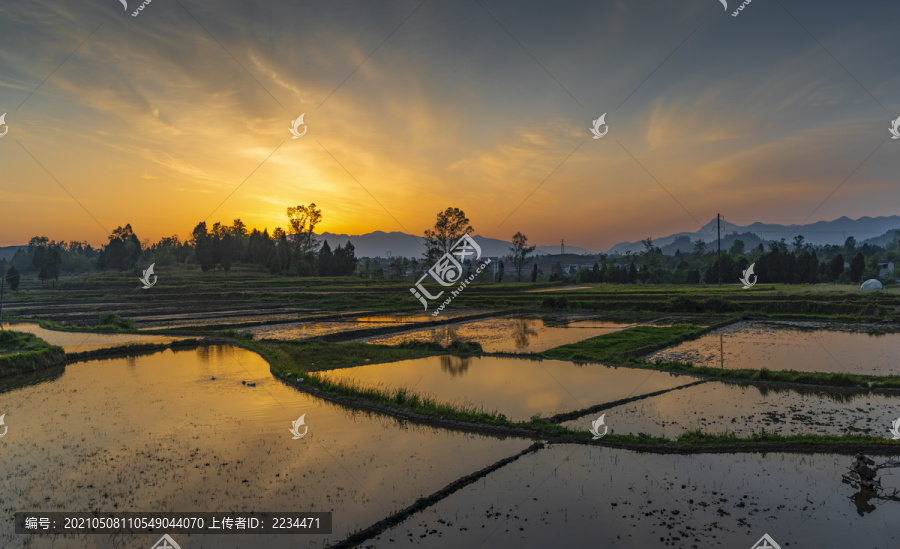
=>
[317,356,687,422]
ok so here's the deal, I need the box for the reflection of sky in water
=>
[136,312,316,329]
[367,317,638,353]
[0,345,527,548]
[371,445,900,548]
[243,320,410,339]
[564,381,900,437]
[1,322,178,352]
[317,355,690,421]
[649,321,900,375]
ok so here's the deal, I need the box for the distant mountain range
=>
[605,216,900,255]
[318,231,594,259]
[321,216,900,258]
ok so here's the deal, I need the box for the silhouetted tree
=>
[333,241,357,276]
[827,253,844,282]
[96,225,142,270]
[424,207,473,264]
[509,232,536,282]
[318,241,333,276]
[5,265,20,291]
[219,234,234,272]
[849,252,865,283]
[287,203,323,257]
[192,222,216,273]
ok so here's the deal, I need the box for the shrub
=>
[98,312,135,330]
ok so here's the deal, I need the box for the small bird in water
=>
[211,376,216,380]
[241,381,246,385]
[247,382,256,387]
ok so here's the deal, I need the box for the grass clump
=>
[98,312,135,331]
[0,330,66,377]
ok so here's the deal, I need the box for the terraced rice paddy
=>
[562,382,900,437]
[648,321,900,376]
[369,446,900,548]
[0,344,528,548]
[315,355,696,422]
[365,316,643,353]
[0,322,179,352]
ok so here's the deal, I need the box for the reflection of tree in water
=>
[847,486,900,516]
[440,355,472,377]
[430,326,460,348]
[842,453,900,516]
[513,318,539,350]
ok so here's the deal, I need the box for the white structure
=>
[860,279,883,291]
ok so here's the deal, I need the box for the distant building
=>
[878,261,895,277]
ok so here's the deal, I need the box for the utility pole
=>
[561,239,565,255]
[717,213,722,285]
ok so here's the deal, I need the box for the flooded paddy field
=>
[370,445,900,548]
[365,316,651,353]
[0,345,528,548]
[315,356,696,422]
[0,322,179,353]
[134,311,324,330]
[648,321,900,376]
[562,382,900,437]
[241,311,491,340]
[242,320,411,340]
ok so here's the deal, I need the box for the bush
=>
[98,312,135,330]
[665,296,701,313]
[859,303,887,318]
[541,296,569,309]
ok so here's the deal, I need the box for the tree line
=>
[3,205,896,288]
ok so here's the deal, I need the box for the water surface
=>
[316,356,694,421]
[243,320,410,340]
[0,345,527,548]
[372,445,900,548]
[562,381,900,437]
[1,322,178,353]
[366,317,640,353]
[649,321,900,375]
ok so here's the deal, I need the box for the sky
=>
[1,0,899,252]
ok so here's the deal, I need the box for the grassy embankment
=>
[0,330,66,377]
[243,336,900,449]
